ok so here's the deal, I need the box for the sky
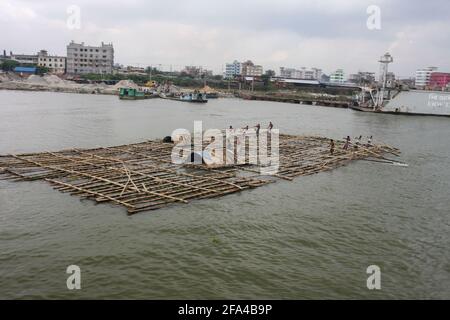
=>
[1,0,449,78]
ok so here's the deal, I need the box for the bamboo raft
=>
[0,134,401,215]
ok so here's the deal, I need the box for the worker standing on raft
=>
[343,136,351,150]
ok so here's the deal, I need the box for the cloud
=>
[1,0,450,77]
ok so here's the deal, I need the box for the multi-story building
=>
[241,60,263,77]
[280,67,322,80]
[37,50,66,74]
[330,69,345,83]
[415,67,438,88]
[348,71,376,85]
[279,67,301,79]
[429,72,450,89]
[182,66,212,78]
[10,52,38,65]
[224,60,242,79]
[66,41,114,74]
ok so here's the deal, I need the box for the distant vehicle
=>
[145,80,157,88]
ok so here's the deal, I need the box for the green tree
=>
[0,59,20,71]
[262,69,275,89]
[36,66,50,75]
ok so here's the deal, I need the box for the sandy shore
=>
[0,74,139,95]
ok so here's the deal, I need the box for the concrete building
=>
[415,67,438,88]
[330,69,345,83]
[279,67,322,80]
[241,60,263,77]
[10,52,38,65]
[429,72,450,90]
[279,67,301,79]
[182,66,212,78]
[224,60,242,79]
[37,50,66,74]
[66,41,114,74]
[348,71,376,85]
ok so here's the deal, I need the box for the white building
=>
[415,67,438,88]
[279,67,322,80]
[241,60,263,77]
[10,52,38,65]
[37,50,66,74]
[66,41,114,74]
[330,69,345,83]
[224,60,242,79]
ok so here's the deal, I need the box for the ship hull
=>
[383,90,450,117]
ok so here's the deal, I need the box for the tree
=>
[262,69,275,88]
[264,69,276,77]
[0,59,20,71]
[36,66,50,75]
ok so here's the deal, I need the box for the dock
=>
[0,134,400,215]
[239,92,352,108]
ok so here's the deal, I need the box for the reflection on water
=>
[0,90,449,299]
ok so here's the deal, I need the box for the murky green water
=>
[0,90,449,299]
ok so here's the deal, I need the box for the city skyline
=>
[1,0,449,78]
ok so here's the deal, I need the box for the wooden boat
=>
[119,88,158,100]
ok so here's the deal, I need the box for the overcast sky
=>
[1,0,449,77]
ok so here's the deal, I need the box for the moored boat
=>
[352,53,450,117]
[158,92,208,103]
[119,88,158,100]
[179,92,208,103]
[201,85,219,99]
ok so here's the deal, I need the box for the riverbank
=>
[0,74,352,103]
[0,73,122,95]
[238,91,353,108]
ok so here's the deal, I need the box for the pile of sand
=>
[44,74,67,86]
[26,75,49,85]
[112,80,138,90]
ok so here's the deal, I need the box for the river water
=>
[0,90,449,299]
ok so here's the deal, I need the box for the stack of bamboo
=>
[0,134,401,214]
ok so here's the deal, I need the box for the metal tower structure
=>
[376,52,394,109]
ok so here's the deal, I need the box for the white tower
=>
[376,52,393,109]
